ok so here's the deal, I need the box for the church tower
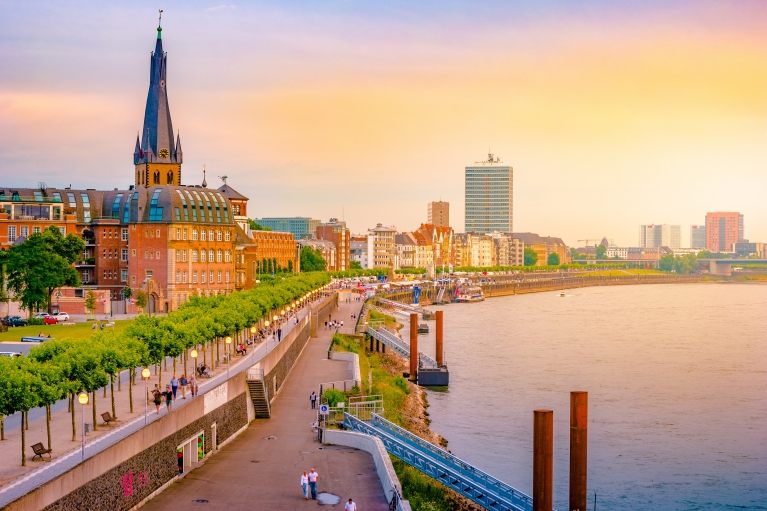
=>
[134,18,183,187]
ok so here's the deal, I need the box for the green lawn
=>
[0,319,133,343]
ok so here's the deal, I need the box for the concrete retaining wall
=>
[8,376,249,511]
[322,430,411,511]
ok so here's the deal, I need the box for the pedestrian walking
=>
[152,388,162,414]
[308,468,319,499]
[179,374,188,399]
[300,471,309,500]
[345,498,357,511]
[164,385,173,411]
[170,375,179,400]
[189,375,198,397]
[310,391,317,409]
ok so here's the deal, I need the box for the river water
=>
[413,283,767,510]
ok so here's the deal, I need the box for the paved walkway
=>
[142,299,390,511]
[0,301,317,506]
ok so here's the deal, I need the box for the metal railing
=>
[345,413,535,511]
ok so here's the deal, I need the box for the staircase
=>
[246,368,271,418]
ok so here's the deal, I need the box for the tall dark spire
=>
[134,15,180,165]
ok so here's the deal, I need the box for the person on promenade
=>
[164,385,173,411]
[310,391,317,409]
[170,375,179,400]
[179,374,188,399]
[308,468,319,499]
[345,498,357,511]
[300,471,309,500]
[189,375,198,398]
[152,388,163,414]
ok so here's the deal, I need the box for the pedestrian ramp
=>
[366,327,438,368]
[344,413,534,511]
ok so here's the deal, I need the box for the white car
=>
[53,312,70,321]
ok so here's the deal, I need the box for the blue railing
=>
[345,413,535,511]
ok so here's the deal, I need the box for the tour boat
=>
[453,285,485,303]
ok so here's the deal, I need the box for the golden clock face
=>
[158,148,169,159]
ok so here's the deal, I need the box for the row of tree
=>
[0,271,330,466]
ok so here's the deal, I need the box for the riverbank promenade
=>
[141,298,390,511]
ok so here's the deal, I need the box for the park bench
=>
[31,442,52,461]
[101,411,117,426]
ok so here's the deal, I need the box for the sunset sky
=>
[1,1,765,246]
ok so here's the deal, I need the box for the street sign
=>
[319,404,329,415]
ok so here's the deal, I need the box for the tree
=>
[248,219,272,231]
[596,244,607,260]
[84,290,97,319]
[350,260,362,269]
[5,226,85,315]
[300,246,327,272]
[135,289,147,312]
[524,248,538,267]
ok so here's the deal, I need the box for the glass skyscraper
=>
[464,153,513,234]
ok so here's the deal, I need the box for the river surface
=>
[411,283,767,510]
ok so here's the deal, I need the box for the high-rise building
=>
[705,212,743,252]
[255,217,320,240]
[639,224,681,249]
[465,153,512,234]
[427,201,450,228]
[690,225,706,249]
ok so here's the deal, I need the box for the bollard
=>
[435,310,444,367]
[569,391,588,511]
[409,313,418,381]
[533,409,553,511]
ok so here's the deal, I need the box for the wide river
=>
[412,283,767,510]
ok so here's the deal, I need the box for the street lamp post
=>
[78,391,89,460]
[141,367,151,425]
[225,336,232,379]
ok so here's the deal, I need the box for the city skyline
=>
[1,1,765,246]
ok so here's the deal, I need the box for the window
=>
[201,230,206,241]
[192,229,198,241]
[217,230,222,241]
[182,250,187,262]
[200,250,206,262]
[192,250,198,262]
[209,249,214,262]
[224,230,231,241]
[176,271,180,284]
[8,226,16,242]
[122,228,128,241]
[216,249,222,262]
[217,271,222,283]
[20,226,28,238]
[122,249,128,261]
[121,269,128,282]
[224,250,231,263]
[201,271,206,284]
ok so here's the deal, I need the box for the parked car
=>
[52,312,70,321]
[43,316,58,325]
[0,351,23,358]
[33,312,51,319]
[2,316,27,327]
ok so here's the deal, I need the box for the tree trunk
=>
[71,394,76,441]
[46,404,52,451]
[21,412,26,467]
[92,391,97,431]
[111,376,116,419]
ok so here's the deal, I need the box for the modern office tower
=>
[255,217,320,240]
[465,152,512,234]
[705,212,743,252]
[639,224,681,249]
[427,201,450,228]
[690,225,706,249]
